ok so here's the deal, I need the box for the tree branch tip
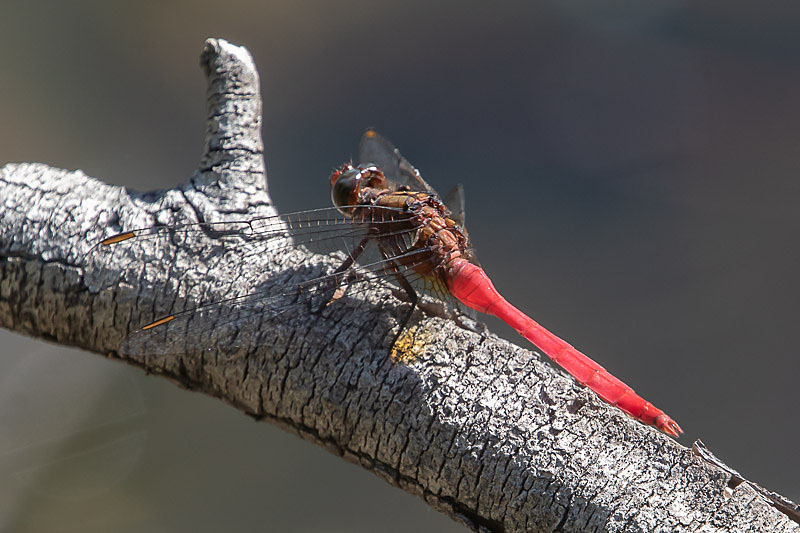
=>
[201,38,257,78]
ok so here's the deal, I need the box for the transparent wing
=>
[443,184,466,227]
[358,129,440,195]
[86,205,410,290]
[87,205,448,357]
[119,246,439,357]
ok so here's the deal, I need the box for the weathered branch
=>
[0,39,796,532]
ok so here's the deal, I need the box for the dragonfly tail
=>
[446,259,683,438]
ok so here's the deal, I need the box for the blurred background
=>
[2,1,799,531]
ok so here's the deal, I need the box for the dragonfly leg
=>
[453,311,488,336]
[312,237,371,313]
[387,268,419,348]
[333,237,369,275]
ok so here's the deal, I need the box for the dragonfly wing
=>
[358,129,439,195]
[114,243,443,357]
[120,259,364,357]
[120,286,290,357]
[86,205,411,291]
[443,184,466,227]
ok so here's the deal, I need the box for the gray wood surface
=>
[0,38,796,532]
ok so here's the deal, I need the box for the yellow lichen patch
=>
[390,326,429,364]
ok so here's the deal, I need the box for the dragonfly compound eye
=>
[331,165,363,215]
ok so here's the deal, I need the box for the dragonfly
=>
[94,129,683,438]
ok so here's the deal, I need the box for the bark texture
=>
[0,39,797,532]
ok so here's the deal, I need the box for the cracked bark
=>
[0,39,797,532]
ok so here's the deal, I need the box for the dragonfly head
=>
[330,163,386,216]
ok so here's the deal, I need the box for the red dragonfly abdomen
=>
[445,258,682,437]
